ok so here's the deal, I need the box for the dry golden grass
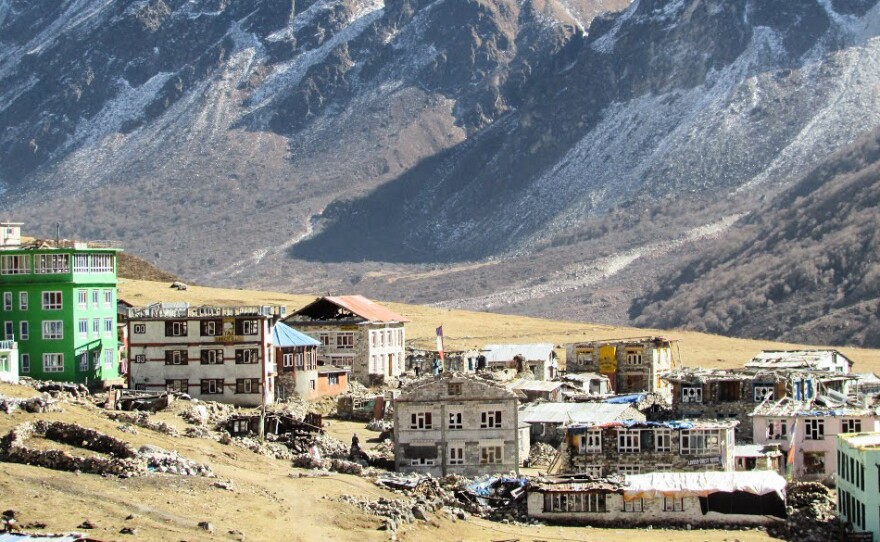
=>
[119,279,880,373]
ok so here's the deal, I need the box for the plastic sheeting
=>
[622,471,786,501]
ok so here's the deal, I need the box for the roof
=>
[482,344,554,362]
[623,471,786,499]
[562,373,609,383]
[293,295,409,323]
[520,402,636,425]
[272,322,320,347]
[508,379,564,393]
[839,432,880,450]
[567,419,738,433]
[735,444,782,458]
[745,350,852,370]
[751,396,880,417]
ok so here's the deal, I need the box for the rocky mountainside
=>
[2,0,880,345]
[631,127,880,348]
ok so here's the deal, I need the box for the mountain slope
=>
[631,126,880,348]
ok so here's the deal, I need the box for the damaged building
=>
[406,347,480,375]
[559,420,738,476]
[752,397,880,481]
[519,402,644,446]
[527,471,787,526]
[283,295,408,386]
[481,344,559,381]
[393,375,523,477]
[564,337,678,400]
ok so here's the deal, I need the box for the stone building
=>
[526,471,786,527]
[283,295,407,386]
[561,420,738,476]
[127,304,282,407]
[520,402,644,445]
[481,344,558,380]
[564,337,677,400]
[393,375,520,476]
[752,397,880,481]
[406,347,481,375]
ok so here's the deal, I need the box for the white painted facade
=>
[126,308,277,407]
[0,339,19,383]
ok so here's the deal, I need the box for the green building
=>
[837,432,880,540]
[0,222,120,385]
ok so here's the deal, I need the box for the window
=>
[78,290,87,309]
[73,254,89,273]
[480,445,503,464]
[804,451,826,474]
[282,352,295,368]
[617,465,640,475]
[20,354,29,373]
[449,446,465,465]
[680,429,721,455]
[625,349,643,365]
[481,410,502,429]
[336,332,354,349]
[18,292,27,310]
[164,320,187,337]
[617,430,640,453]
[235,349,258,364]
[448,382,462,395]
[42,291,62,310]
[89,254,113,273]
[841,418,862,434]
[91,289,99,307]
[410,412,433,429]
[754,383,775,402]
[583,465,603,477]
[241,320,259,335]
[3,321,12,340]
[78,319,88,338]
[805,418,825,440]
[35,254,69,274]
[295,351,304,369]
[42,320,63,339]
[134,383,146,391]
[103,318,113,337]
[103,289,112,307]
[544,492,606,513]
[767,418,788,440]
[410,457,436,466]
[235,378,260,394]
[1,255,29,275]
[448,412,463,430]
[328,373,339,386]
[165,379,188,393]
[201,320,220,336]
[103,349,114,369]
[580,430,602,453]
[164,350,188,365]
[319,333,331,346]
[133,323,146,334]
[663,497,685,512]
[92,318,100,336]
[134,354,145,363]
[201,379,224,395]
[655,429,672,452]
[201,349,224,365]
[42,353,64,373]
[309,379,316,390]
[623,499,644,512]
[3,292,10,311]
[19,321,28,340]
[681,385,702,403]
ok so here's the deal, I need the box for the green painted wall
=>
[0,248,119,384]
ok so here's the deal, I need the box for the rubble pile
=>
[367,419,392,432]
[312,433,348,458]
[106,411,180,437]
[365,439,394,462]
[0,394,60,414]
[769,481,838,542]
[20,378,89,398]
[337,495,422,532]
[274,400,310,421]
[0,420,146,477]
[138,445,214,476]
[230,436,293,460]
[184,426,212,439]
[181,402,236,426]
[528,443,557,466]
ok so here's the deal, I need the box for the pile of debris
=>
[138,444,214,477]
[0,393,60,414]
[227,435,294,461]
[19,378,89,398]
[181,401,237,427]
[768,481,839,542]
[337,495,423,532]
[106,411,179,437]
[367,418,392,432]
[528,442,557,466]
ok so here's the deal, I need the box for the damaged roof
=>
[482,344,555,362]
[289,295,409,324]
[751,396,880,417]
[520,402,637,425]
[745,350,853,370]
[507,379,565,393]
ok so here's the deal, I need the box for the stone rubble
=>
[0,393,61,414]
[138,444,214,477]
[106,411,180,437]
[768,481,839,542]
[528,442,557,466]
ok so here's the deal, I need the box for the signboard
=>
[598,345,617,373]
[216,318,239,344]
[686,456,721,466]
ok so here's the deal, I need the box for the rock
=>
[120,527,137,535]
[411,505,428,521]
[198,521,214,533]
[78,520,96,529]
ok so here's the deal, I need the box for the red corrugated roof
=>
[324,295,410,323]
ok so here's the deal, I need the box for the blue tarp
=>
[466,477,528,497]
[272,322,320,347]
[604,393,646,404]
[567,420,696,434]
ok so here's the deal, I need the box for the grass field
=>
[119,278,880,373]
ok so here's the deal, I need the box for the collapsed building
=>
[480,344,558,381]
[558,420,738,476]
[519,402,644,446]
[406,347,480,375]
[527,471,787,526]
[393,375,524,476]
[564,337,678,400]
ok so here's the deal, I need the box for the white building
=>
[0,338,19,384]
[746,350,853,375]
[481,343,558,380]
[283,295,408,386]
[127,304,283,407]
[752,397,880,481]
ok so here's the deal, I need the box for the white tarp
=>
[623,471,786,501]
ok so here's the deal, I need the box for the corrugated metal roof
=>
[323,295,409,323]
[745,350,851,370]
[271,322,320,347]
[508,379,564,392]
[483,344,554,362]
[734,444,782,458]
[519,402,634,425]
